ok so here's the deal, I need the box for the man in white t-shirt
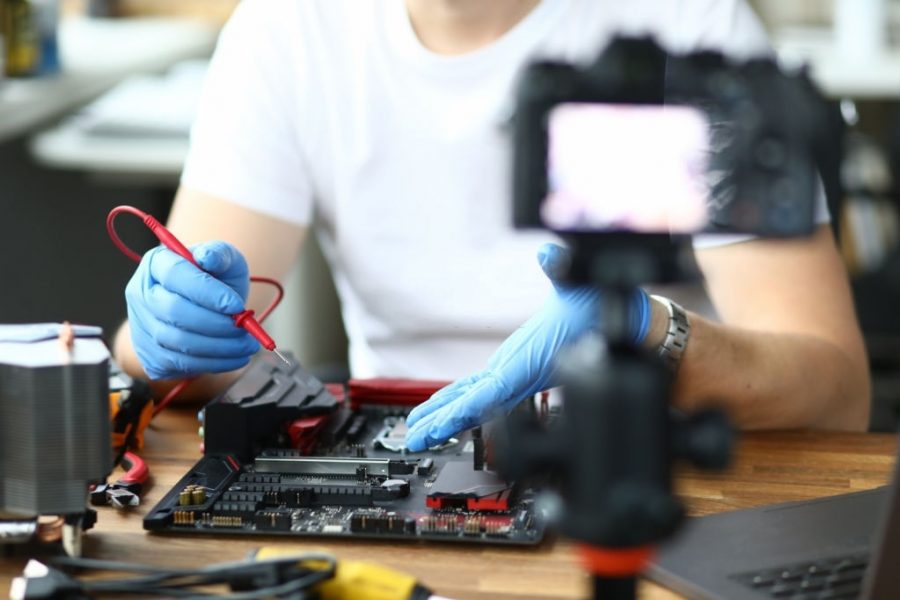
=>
[115,0,871,448]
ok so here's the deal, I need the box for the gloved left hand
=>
[404,243,651,452]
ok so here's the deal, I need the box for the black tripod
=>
[497,241,733,600]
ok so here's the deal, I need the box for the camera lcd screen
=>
[543,103,711,234]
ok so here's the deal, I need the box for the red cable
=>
[155,380,192,416]
[119,451,150,486]
[107,205,285,415]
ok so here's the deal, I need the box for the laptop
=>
[647,439,900,599]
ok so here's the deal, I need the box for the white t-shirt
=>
[182,0,823,380]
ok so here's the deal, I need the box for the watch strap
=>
[650,295,691,372]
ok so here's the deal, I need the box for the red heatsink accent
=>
[287,415,329,455]
[324,383,346,403]
[466,489,513,512]
[347,378,450,410]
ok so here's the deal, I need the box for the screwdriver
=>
[106,205,289,365]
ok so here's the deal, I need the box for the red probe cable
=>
[107,205,287,415]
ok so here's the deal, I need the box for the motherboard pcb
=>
[144,354,548,545]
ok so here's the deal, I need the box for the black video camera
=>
[511,36,829,284]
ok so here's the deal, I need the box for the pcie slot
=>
[254,456,415,476]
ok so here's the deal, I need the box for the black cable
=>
[51,556,188,575]
[180,571,333,600]
[86,565,332,600]
[84,583,212,597]
[49,553,337,600]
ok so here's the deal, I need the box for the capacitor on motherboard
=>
[190,487,206,505]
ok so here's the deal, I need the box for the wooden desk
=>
[1,409,895,600]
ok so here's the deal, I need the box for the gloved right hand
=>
[405,243,651,452]
[125,240,260,380]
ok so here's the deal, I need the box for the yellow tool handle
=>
[253,547,431,600]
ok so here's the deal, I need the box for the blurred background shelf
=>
[0,16,217,142]
[773,27,900,99]
[27,58,206,183]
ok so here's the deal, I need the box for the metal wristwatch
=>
[650,295,691,372]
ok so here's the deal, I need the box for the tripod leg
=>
[593,574,636,600]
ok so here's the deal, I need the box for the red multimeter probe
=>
[107,205,287,414]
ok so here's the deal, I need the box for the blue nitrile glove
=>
[404,243,651,452]
[125,240,260,380]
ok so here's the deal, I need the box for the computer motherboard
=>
[143,353,548,545]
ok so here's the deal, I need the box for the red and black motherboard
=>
[143,353,548,545]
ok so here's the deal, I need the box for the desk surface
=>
[1,409,895,600]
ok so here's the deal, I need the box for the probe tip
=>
[272,348,290,365]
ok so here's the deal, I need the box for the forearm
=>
[644,299,871,431]
[113,322,244,402]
